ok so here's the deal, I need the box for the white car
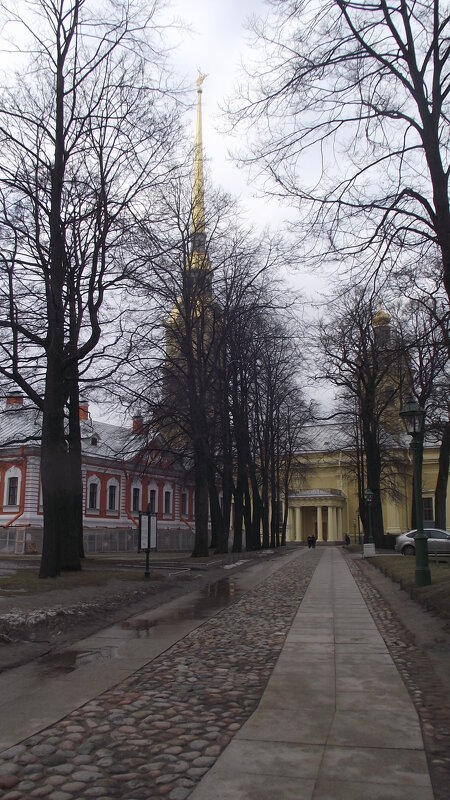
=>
[395,528,450,556]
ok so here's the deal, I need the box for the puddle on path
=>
[121,619,158,632]
[37,576,241,673]
[38,646,119,674]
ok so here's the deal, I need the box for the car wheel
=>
[403,545,415,556]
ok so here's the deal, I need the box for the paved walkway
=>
[190,548,434,800]
[0,548,435,799]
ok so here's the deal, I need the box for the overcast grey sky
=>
[168,0,282,227]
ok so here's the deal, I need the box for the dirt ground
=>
[0,555,235,671]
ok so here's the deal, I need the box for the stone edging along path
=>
[347,555,450,800]
[0,549,322,800]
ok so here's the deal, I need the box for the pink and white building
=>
[0,393,196,554]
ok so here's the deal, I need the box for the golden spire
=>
[192,71,207,235]
[190,71,210,272]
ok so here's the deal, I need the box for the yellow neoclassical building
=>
[286,423,448,543]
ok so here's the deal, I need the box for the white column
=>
[337,507,343,539]
[294,507,300,541]
[328,506,336,540]
[297,507,303,541]
[288,508,295,541]
[317,506,323,541]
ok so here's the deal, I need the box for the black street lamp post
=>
[399,397,431,587]
[362,488,375,557]
[364,488,374,544]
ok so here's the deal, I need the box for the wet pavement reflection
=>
[38,646,119,674]
[35,575,241,673]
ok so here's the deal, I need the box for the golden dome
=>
[169,299,181,323]
[372,304,391,328]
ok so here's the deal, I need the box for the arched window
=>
[87,475,100,512]
[163,483,173,517]
[131,482,141,514]
[107,478,120,513]
[148,481,158,514]
[4,466,21,508]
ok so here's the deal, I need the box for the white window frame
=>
[131,482,141,514]
[4,467,21,509]
[163,483,173,517]
[87,475,100,513]
[148,482,158,514]
[106,478,119,514]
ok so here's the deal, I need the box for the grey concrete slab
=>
[208,739,324,779]
[334,650,394,667]
[236,705,334,745]
[259,685,335,711]
[334,632,384,644]
[282,639,335,653]
[312,779,434,800]
[335,640,389,654]
[336,670,406,694]
[275,650,335,669]
[261,671,336,701]
[335,688,413,712]
[335,658,401,682]
[281,633,334,643]
[327,707,424,748]
[319,744,432,786]
[188,772,316,800]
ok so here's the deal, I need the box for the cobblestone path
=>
[348,556,450,800]
[0,550,321,800]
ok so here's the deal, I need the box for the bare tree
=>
[115,174,310,557]
[395,297,450,527]
[318,289,408,546]
[0,0,179,576]
[231,1,449,301]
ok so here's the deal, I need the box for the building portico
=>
[287,489,346,543]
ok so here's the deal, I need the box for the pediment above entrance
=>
[289,488,346,507]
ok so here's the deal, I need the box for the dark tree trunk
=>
[39,15,76,578]
[247,470,262,551]
[363,419,384,548]
[221,454,233,548]
[208,461,227,554]
[64,358,84,567]
[260,463,270,548]
[192,437,210,557]
[232,469,246,553]
[435,422,450,529]
[281,495,288,546]
[39,356,69,578]
[243,479,252,551]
